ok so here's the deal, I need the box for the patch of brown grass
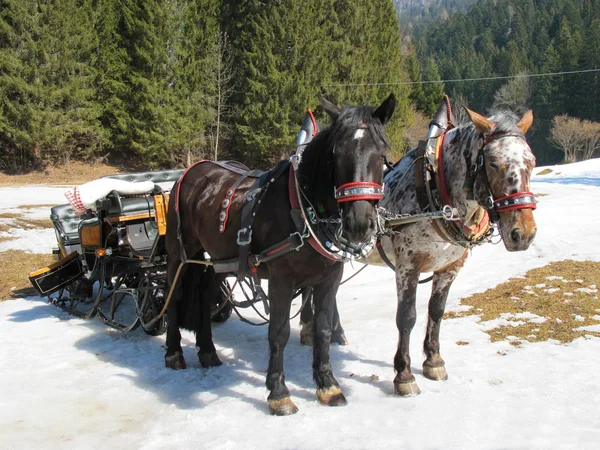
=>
[536,168,553,176]
[18,204,57,210]
[0,212,53,230]
[15,218,53,229]
[0,250,57,300]
[446,260,600,344]
[0,235,17,243]
[0,212,20,219]
[0,161,123,186]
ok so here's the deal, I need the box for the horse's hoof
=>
[394,381,421,397]
[317,386,348,406]
[300,332,313,346]
[331,332,348,346]
[423,365,448,381]
[165,351,186,370]
[268,397,299,416]
[198,352,222,368]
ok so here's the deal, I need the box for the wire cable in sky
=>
[323,68,600,87]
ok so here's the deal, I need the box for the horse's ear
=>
[373,93,396,125]
[318,93,340,120]
[464,107,496,134]
[517,110,534,134]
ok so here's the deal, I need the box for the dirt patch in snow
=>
[0,161,124,186]
[0,250,57,301]
[446,260,600,344]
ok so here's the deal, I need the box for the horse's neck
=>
[441,126,481,215]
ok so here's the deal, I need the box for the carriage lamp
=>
[95,248,112,257]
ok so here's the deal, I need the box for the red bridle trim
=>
[308,109,318,137]
[335,181,384,203]
[493,191,537,213]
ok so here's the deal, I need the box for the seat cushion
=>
[50,204,82,244]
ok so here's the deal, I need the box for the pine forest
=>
[1,0,599,172]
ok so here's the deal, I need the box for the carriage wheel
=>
[211,280,233,323]
[137,274,168,336]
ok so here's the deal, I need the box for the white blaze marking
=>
[354,129,365,140]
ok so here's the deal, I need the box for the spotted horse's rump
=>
[362,99,537,396]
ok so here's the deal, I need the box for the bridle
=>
[291,121,385,260]
[333,122,384,204]
[465,130,537,223]
[335,181,384,203]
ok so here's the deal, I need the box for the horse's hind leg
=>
[423,253,467,381]
[299,288,314,346]
[300,289,347,346]
[331,299,348,345]
[196,267,224,368]
[165,257,187,370]
[312,265,347,407]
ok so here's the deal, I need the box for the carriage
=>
[27,168,237,335]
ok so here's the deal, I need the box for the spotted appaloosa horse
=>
[363,106,537,396]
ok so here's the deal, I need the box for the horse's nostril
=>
[511,228,522,244]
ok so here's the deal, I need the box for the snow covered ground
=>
[1,160,600,449]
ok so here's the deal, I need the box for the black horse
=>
[164,94,396,415]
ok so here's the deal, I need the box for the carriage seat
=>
[50,204,83,245]
[103,168,184,192]
[100,169,184,218]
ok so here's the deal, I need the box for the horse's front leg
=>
[266,276,297,415]
[393,264,420,396]
[313,264,347,406]
[423,252,467,381]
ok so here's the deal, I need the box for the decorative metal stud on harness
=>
[335,182,384,203]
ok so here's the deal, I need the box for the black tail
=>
[177,263,217,332]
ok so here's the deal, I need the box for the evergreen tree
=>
[224,0,412,166]
[0,0,104,169]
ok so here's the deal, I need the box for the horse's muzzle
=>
[501,209,537,252]
[342,201,377,243]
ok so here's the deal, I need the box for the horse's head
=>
[466,108,537,251]
[318,93,396,243]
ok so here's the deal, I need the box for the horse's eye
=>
[489,162,499,170]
